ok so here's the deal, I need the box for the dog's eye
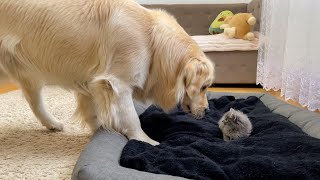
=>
[201,86,207,91]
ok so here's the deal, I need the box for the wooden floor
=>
[0,83,317,112]
[0,83,18,94]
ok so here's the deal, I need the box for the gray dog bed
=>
[72,92,320,180]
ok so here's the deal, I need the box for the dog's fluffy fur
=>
[0,0,215,145]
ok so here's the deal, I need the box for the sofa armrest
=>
[247,0,262,31]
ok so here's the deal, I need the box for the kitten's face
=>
[224,109,241,124]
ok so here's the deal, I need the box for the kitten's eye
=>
[234,118,241,125]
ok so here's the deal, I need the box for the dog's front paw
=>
[129,133,160,146]
[147,139,160,146]
[135,137,160,146]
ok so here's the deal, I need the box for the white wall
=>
[137,0,252,4]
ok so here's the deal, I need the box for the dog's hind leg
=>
[89,76,159,145]
[20,80,63,131]
[1,37,63,131]
[73,92,101,131]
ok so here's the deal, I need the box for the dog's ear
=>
[183,58,206,98]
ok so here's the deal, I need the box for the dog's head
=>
[149,52,214,119]
[147,10,215,116]
[179,55,215,119]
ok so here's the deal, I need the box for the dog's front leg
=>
[89,76,159,146]
[116,91,159,146]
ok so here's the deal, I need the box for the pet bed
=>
[72,92,320,180]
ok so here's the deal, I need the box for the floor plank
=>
[0,83,18,94]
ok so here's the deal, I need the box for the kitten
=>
[218,108,252,141]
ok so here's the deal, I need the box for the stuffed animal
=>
[220,13,256,41]
[208,10,234,35]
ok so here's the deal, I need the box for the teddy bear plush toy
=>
[220,13,256,41]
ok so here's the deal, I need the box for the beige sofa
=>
[143,0,262,84]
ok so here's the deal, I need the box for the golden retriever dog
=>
[0,0,215,145]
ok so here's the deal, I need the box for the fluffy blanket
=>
[120,96,320,180]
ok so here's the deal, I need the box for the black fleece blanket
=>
[120,96,320,180]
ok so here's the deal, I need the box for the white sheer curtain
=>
[257,0,320,111]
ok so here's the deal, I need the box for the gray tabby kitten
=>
[218,108,252,141]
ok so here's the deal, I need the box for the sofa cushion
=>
[192,33,259,52]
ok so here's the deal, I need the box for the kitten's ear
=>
[229,108,235,116]
[226,111,235,120]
